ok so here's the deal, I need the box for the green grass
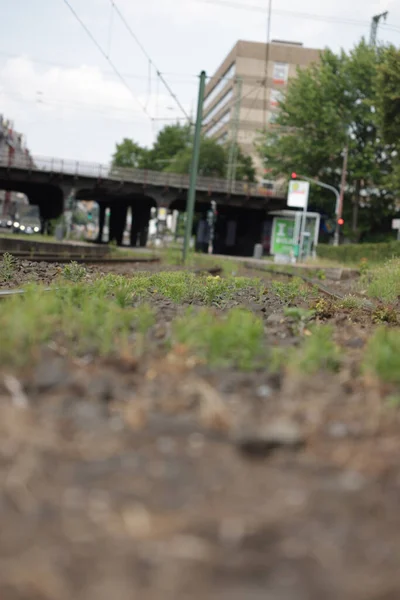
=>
[0,271,264,366]
[296,326,341,373]
[0,282,155,365]
[162,247,243,275]
[97,271,261,306]
[172,307,266,370]
[317,241,400,265]
[361,258,400,303]
[270,277,310,303]
[363,328,400,384]
[338,295,365,310]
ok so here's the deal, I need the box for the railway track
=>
[0,252,160,264]
[242,261,376,310]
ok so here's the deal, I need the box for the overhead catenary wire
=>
[61,0,152,120]
[107,0,114,58]
[110,0,192,122]
[195,0,385,28]
[1,90,190,122]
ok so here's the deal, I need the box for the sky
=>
[0,0,399,165]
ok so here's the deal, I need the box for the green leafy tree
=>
[377,45,400,197]
[234,145,257,182]
[146,123,191,170]
[259,40,396,239]
[112,123,256,182]
[112,138,149,168]
[166,137,226,177]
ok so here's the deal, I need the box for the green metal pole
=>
[183,70,206,263]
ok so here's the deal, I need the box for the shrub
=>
[317,241,400,265]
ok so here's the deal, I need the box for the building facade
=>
[0,115,32,216]
[202,40,321,178]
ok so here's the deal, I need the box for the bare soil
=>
[0,261,399,599]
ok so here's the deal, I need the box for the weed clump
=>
[372,305,398,325]
[0,252,16,282]
[172,307,265,370]
[363,328,400,384]
[361,258,400,303]
[271,278,309,303]
[62,261,87,282]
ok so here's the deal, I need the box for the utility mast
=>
[370,11,388,46]
[226,77,242,193]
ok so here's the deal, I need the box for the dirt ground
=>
[0,260,400,599]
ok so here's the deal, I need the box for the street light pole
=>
[333,145,348,247]
[294,174,341,245]
[182,70,206,263]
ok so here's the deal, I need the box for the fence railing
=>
[0,150,286,199]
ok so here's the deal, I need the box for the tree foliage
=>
[259,40,397,239]
[112,138,148,169]
[377,45,400,197]
[112,123,256,182]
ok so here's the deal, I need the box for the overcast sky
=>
[0,0,398,164]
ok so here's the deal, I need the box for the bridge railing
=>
[0,150,286,198]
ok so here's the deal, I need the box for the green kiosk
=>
[269,209,321,264]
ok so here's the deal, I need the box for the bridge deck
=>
[0,151,286,200]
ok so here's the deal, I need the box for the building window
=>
[273,62,289,85]
[204,63,235,109]
[203,88,234,126]
[270,89,283,108]
[216,132,229,145]
[205,110,231,138]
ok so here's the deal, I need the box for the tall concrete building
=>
[202,40,321,178]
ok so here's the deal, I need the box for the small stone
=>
[88,376,114,402]
[235,419,305,457]
[338,470,366,492]
[157,436,176,455]
[33,356,70,390]
[70,402,108,429]
[328,422,349,439]
[256,385,272,399]
[345,338,365,349]
[266,312,284,325]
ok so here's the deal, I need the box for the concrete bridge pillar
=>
[96,204,106,243]
[130,205,151,247]
[109,204,128,246]
[26,185,64,235]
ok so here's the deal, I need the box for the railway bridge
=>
[0,151,286,255]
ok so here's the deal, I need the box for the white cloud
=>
[0,57,191,162]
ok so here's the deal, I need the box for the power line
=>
[110,0,192,122]
[0,90,188,120]
[195,0,391,29]
[61,0,152,120]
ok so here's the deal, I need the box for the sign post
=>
[287,180,310,261]
[392,218,400,241]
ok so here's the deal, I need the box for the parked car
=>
[0,217,13,228]
[12,204,41,234]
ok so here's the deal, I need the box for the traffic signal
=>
[88,212,93,220]
[291,172,297,179]
[337,218,344,226]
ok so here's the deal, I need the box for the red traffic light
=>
[337,218,344,226]
[291,172,297,179]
